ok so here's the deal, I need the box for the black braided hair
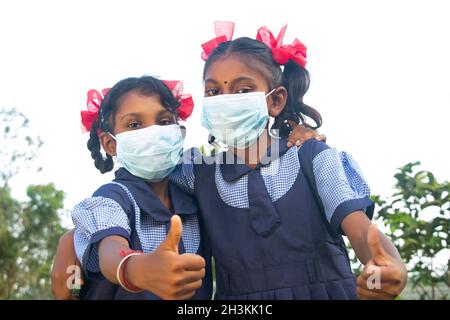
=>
[86,76,180,173]
[203,37,322,138]
[87,120,113,173]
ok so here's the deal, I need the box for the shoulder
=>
[72,185,132,237]
[299,139,330,156]
[91,182,133,214]
[297,139,331,164]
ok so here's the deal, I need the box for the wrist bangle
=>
[116,250,143,293]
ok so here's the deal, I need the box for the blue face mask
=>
[201,90,275,149]
[110,124,184,182]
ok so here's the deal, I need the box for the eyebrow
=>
[204,78,220,85]
[120,112,143,121]
[120,109,173,122]
[204,76,256,87]
[156,109,174,118]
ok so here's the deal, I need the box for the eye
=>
[205,88,219,96]
[127,121,140,129]
[159,118,175,126]
[236,87,252,94]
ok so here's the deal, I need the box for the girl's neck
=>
[232,130,272,169]
[147,179,173,213]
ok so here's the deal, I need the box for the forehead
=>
[116,91,167,116]
[204,55,269,85]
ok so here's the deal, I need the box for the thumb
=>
[367,223,388,263]
[159,215,182,254]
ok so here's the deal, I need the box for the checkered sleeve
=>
[312,148,374,233]
[169,147,201,194]
[71,196,131,272]
[73,228,100,273]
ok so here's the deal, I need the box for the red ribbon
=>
[81,79,194,134]
[256,25,307,67]
[80,88,110,134]
[162,80,194,121]
[201,21,235,61]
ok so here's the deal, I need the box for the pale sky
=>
[1,0,449,233]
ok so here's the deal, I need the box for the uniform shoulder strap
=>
[108,182,139,218]
[297,140,350,258]
[297,140,327,217]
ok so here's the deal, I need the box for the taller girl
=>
[176,22,407,299]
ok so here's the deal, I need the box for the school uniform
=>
[72,167,213,300]
[170,138,374,300]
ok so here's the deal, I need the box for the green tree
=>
[347,162,449,299]
[0,109,43,186]
[0,186,22,298]
[0,108,66,299]
[0,184,66,299]
[374,162,449,300]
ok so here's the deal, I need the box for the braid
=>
[86,120,114,173]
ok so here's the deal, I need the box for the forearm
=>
[97,235,163,293]
[342,211,401,264]
[97,235,131,284]
[52,228,80,300]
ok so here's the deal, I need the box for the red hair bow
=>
[80,88,110,134]
[201,21,235,61]
[256,25,307,68]
[162,80,194,121]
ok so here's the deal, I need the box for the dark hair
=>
[87,76,180,173]
[203,37,322,137]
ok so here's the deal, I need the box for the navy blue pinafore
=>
[193,139,372,299]
[78,168,213,300]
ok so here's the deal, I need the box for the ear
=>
[99,132,117,157]
[267,86,287,117]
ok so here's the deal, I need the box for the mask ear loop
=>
[268,118,280,139]
[108,132,116,140]
[266,88,281,139]
[180,125,187,139]
[104,132,119,164]
[265,88,276,98]
[208,134,228,152]
[174,114,188,139]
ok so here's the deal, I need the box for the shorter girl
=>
[69,76,212,300]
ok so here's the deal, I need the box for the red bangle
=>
[117,250,143,293]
